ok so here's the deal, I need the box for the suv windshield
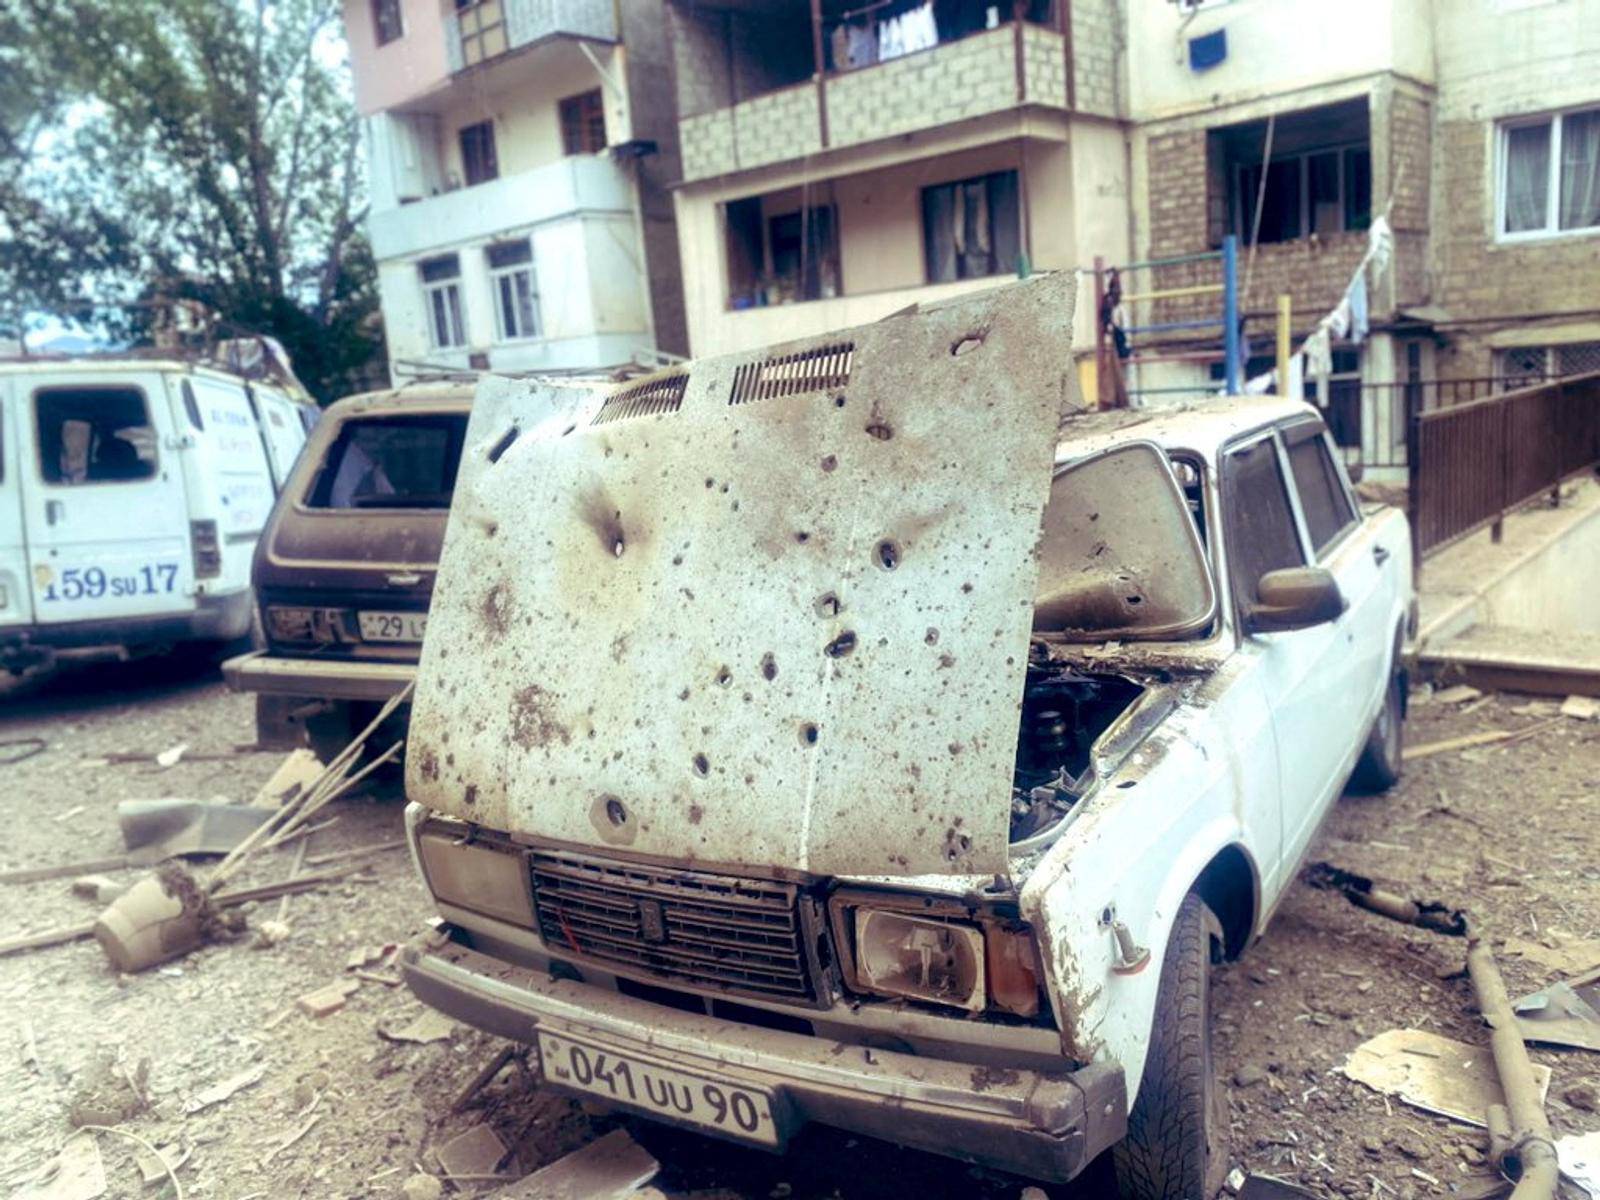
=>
[306,414,468,510]
[1033,441,1216,641]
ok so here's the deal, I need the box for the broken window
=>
[1222,436,1305,610]
[1032,442,1217,641]
[459,121,498,187]
[372,0,403,45]
[35,387,158,485]
[1215,99,1371,245]
[922,170,1022,282]
[1501,108,1600,236]
[307,416,469,510]
[559,89,607,156]
[419,254,466,350]
[1284,425,1357,556]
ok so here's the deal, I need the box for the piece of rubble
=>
[1561,694,1600,721]
[1557,1130,1600,1197]
[380,1010,456,1044]
[70,876,124,905]
[402,1175,444,1200]
[346,943,395,971]
[135,1144,190,1185]
[155,743,188,769]
[68,1050,151,1127]
[1225,1167,1247,1194]
[253,748,325,808]
[185,1064,266,1114]
[1340,1028,1551,1126]
[436,1123,509,1180]
[1564,1081,1599,1111]
[1432,685,1482,705]
[493,1129,659,1198]
[297,979,360,1018]
[253,919,291,949]
[1502,935,1600,978]
[23,1132,106,1200]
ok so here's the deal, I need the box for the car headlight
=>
[265,605,346,644]
[853,910,987,1012]
[416,825,535,926]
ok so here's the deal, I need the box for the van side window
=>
[1223,436,1305,611]
[1283,425,1357,556]
[35,388,158,485]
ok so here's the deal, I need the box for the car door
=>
[1220,427,1348,877]
[1279,421,1391,775]
[19,374,195,623]
[0,378,36,629]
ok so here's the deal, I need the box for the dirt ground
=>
[1,658,1597,1199]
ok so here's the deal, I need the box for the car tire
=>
[1349,655,1405,793]
[1114,894,1227,1200]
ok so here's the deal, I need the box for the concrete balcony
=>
[445,0,616,73]
[679,24,1068,183]
[368,155,633,263]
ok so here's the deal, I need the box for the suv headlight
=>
[416,823,534,926]
[265,605,349,644]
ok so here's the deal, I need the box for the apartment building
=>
[1124,0,1600,464]
[343,0,688,380]
[663,0,1128,360]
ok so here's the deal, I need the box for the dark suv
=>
[224,384,472,759]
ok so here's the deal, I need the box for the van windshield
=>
[306,414,468,510]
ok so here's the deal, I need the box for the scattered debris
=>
[1502,936,1600,978]
[156,743,188,768]
[491,1128,658,1198]
[1237,1180,1321,1200]
[21,1018,41,1071]
[185,1064,266,1114]
[402,1175,444,1200]
[453,1045,520,1112]
[118,798,272,859]
[1432,684,1482,705]
[1561,695,1600,722]
[380,1010,456,1044]
[347,943,396,971]
[435,1123,510,1180]
[252,748,325,808]
[1565,1082,1599,1112]
[1513,968,1600,1052]
[297,978,360,1018]
[1402,718,1559,761]
[68,1050,151,1127]
[262,1111,322,1165]
[252,919,292,948]
[1305,862,1467,936]
[15,1131,106,1200]
[1340,1028,1551,1127]
[1225,1166,1247,1192]
[135,1142,190,1186]
[1511,699,1562,718]
[70,875,124,905]
[1557,1130,1600,1197]
[0,735,48,764]
[53,804,86,823]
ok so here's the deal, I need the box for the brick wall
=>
[1022,24,1067,109]
[827,27,1019,149]
[1071,0,1119,118]
[680,84,823,181]
[1387,89,1430,235]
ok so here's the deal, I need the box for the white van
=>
[0,356,316,671]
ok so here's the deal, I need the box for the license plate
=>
[538,1032,780,1147]
[358,610,428,643]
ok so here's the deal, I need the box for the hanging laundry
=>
[1366,215,1393,279]
[1347,272,1369,344]
[830,20,878,70]
[1304,326,1333,393]
[1287,352,1305,401]
[1327,296,1351,340]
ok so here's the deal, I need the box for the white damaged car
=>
[397,276,1415,1197]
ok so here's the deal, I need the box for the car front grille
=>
[529,849,819,1005]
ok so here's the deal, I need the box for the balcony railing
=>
[445,0,617,73]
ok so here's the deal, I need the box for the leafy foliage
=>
[0,0,384,401]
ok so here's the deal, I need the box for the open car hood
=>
[406,276,1079,877]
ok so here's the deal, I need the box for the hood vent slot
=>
[592,373,689,426]
[729,343,854,406]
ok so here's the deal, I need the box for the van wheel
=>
[1114,895,1227,1200]
[1350,658,1405,793]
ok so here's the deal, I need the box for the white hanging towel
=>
[1287,352,1305,401]
[1327,296,1352,341]
[1348,273,1369,344]
[1366,215,1393,279]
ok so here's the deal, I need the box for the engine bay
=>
[1010,663,1146,842]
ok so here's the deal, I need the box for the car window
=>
[1284,426,1357,555]
[1223,436,1305,611]
[35,387,158,486]
[305,414,469,510]
[1033,441,1217,641]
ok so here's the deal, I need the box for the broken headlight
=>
[854,910,986,1011]
[416,825,535,927]
[265,605,346,645]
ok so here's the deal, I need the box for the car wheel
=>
[1114,894,1227,1200]
[1350,656,1405,793]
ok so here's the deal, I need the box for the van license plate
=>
[538,1032,780,1147]
[358,611,428,642]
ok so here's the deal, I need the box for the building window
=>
[723,198,840,307]
[922,170,1022,282]
[560,90,607,156]
[372,0,403,45]
[1496,341,1600,389]
[487,241,540,341]
[419,255,466,350]
[1213,99,1371,246]
[1500,108,1600,237]
[459,121,498,187]
[454,0,508,66]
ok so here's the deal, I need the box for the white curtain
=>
[1560,110,1600,231]
[1504,123,1550,233]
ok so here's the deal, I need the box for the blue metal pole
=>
[1222,234,1240,394]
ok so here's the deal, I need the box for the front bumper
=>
[402,936,1127,1183]
[221,649,415,701]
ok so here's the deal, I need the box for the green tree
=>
[0,0,383,401]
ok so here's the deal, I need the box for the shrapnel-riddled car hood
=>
[406,275,1081,876]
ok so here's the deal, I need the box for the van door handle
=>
[45,500,64,527]
[1372,544,1390,566]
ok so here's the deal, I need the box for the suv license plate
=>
[538,1032,780,1147]
[358,610,428,643]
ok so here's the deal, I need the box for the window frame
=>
[458,120,499,187]
[486,240,541,343]
[1231,141,1371,244]
[1497,105,1600,242]
[418,255,467,351]
[371,0,404,45]
[559,89,608,157]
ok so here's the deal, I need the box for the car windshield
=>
[306,414,468,510]
[1033,441,1217,641]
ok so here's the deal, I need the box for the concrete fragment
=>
[1340,1028,1551,1126]
[297,978,359,1018]
[253,748,324,808]
[494,1129,658,1198]
[435,1123,508,1179]
[21,1132,105,1200]
[253,919,291,948]
[67,1051,150,1127]
[402,1175,443,1200]
[135,1144,189,1185]
[185,1064,265,1113]
[70,876,124,904]
[380,1009,455,1044]
[1432,685,1482,705]
[1561,694,1600,721]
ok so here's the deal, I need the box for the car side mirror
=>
[1247,567,1345,633]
